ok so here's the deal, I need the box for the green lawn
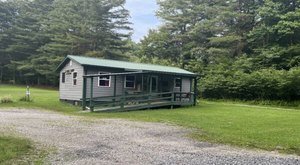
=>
[0,85,79,112]
[0,136,32,164]
[1,85,300,155]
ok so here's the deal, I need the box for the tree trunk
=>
[0,66,3,84]
[13,68,16,85]
[37,76,40,86]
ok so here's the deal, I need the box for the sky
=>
[125,0,161,42]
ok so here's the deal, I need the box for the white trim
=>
[98,71,111,87]
[69,60,73,66]
[124,75,136,89]
[174,78,181,88]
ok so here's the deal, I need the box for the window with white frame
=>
[73,72,77,85]
[124,75,135,88]
[98,72,111,87]
[174,78,181,88]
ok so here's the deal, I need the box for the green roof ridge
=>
[66,55,195,76]
[68,55,183,70]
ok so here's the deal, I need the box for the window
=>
[98,72,111,87]
[69,60,73,66]
[73,72,77,86]
[125,75,135,88]
[62,72,66,83]
[174,78,181,88]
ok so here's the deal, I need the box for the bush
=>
[200,67,300,101]
[0,96,13,104]
[19,96,33,102]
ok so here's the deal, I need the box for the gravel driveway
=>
[0,109,299,165]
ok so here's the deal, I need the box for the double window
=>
[124,75,136,88]
[73,72,77,85]
[98,72,111,87]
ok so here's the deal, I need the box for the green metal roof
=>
[58,55,196,76]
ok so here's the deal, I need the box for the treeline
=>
[0,0,131,86]
[1,0,300,101]
[136,0,300,101]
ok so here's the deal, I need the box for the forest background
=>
[1,0,300,101]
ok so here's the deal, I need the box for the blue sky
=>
[125,0,161,42]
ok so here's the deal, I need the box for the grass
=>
[0,85,80,112]
[0,136,32,164]
[1,84,300,155]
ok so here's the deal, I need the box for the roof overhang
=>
[56,55,198,77]
[55,56,71,72]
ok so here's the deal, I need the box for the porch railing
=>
[83,92,195,112]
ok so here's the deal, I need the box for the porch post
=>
[82,77,87,110]
[190,77,193,104]
[149,75,152,94]
[141,74,144,93]
[194,78,197,106]
[180,76,183,102]
[121,75,125,110]
[148,74,152,107]
[113,75,117,106]
[90,77,94,112]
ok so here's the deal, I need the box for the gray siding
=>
[59,60,84,101]
[85,67,128,98]
[59,62,193,101]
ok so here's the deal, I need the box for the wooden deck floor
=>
[93,101,193,112]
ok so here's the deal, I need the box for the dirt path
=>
[0,109,299,165]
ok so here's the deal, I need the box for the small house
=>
[56,55,198,111]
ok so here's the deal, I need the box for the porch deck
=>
[83,92,195,112]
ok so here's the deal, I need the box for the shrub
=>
[0,96,13,104]
[19,96,33,102]
[200,67,300,101]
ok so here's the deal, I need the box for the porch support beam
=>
[121,75,125,109]
[113,75,117,106]
[190,77,193,104]
[149,74,152,94]
[194,78,197,106]
[180,76,182,102]
[141,74,144,92]
[82,77,87,110]
[90,77,94,112]
[148,75,152,108]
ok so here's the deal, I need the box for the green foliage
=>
[0,96,13,104]
[136,0,300,101]
[200,67,300,100]
[0,0,132,86]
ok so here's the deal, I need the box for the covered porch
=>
[81,71,198,112]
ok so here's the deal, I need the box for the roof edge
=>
[56,55,197,77]
[55,55,74,72]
